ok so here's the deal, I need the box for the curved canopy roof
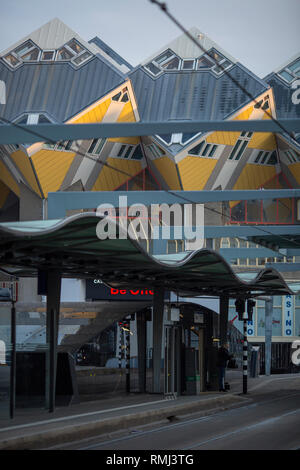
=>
[0,212,299,298]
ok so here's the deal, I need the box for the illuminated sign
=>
[283,294,294,336]
[86,279,154,301]
[247,319,255,337]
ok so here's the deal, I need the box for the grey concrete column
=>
[220,295,229,345]
[265,297,273,376]
[45,270,61,412]
[152,287,164,393]
[136,309,147,393]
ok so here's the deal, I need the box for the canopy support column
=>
[137,309,147,393]
[45,270,61,413]
[152,287,164,393]
[220,295,229,345]
[265,297,273,376]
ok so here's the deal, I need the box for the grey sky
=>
[0,0,299,77]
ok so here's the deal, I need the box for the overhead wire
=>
[0,3,299,251]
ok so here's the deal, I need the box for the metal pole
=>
[9,300,16,419]
[125,328,130,393]
[220,295,229,345]
[118,323,122,370]
[243,311,248,394]
[265,297,273,376]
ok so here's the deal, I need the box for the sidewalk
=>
[0,371,299,450]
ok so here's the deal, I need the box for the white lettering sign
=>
[283,294,293,336]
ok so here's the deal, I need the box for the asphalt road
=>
[53,379,300,450]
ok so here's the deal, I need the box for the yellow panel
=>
[0,160,20,196]
[177,156,217,190]
[247,133,276,150]
[153,157,181,190]
[206,105,253,146]
[0,181,10,208]
[233,164,276,190]
[109,101,140,145]
[234,106,254,121]
[70,97,111,124]
[288,162,300,185]
[31,150,76,198]
[92,158,142,191]
[206,131,240,146]
[10,150,41,197]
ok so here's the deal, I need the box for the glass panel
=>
[230,238,239,248]
[288,58,300,73]
[274,296,282,307]
[157,134,172,145]
[94,139,105,155]
[181,133,196,144]
[117,145,126,157]
[278,70,294,82]
[228,140,242,160]
[208,144,217,157]
[124,146,133,158]
[56,47,74,60]
[161,57,180,70]
[260,152,269,165]
[207,49,224,63]
[248,258,257,265]
[257,307,265,336]
[247,201,261,222]
[272,307,282,336]
[131,145,143,160]
[14,41,35,57]
[0,304,11,419]
[201,144,211,156]
[121,93,129,103]
[145,62,161,75]
[277,198,293,224]
[41,51,55,61]
[22,48,40,61]
[266,151,278,165]
[230,201,245,222]
[15,115,28,125]
[64,141,73,151]
[254,150,264,163]
[212,64,223,73]
[197,56,214,68]
[38,114,51,124]
[4,53,21,67]
[72,51,91,65]
[182,60,194,70]
[154,49,174,64]
[235,140,248,160]
[87,139,98,154]
[189,141,205,155]
[67,39,84,55]
[112,92,122,102]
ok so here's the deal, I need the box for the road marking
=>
[184,408,300,449]
[76,392,300,450]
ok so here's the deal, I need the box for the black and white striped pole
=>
[242,309,248,394]
[235,298,248,394]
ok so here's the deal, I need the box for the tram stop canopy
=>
[0,212,299,298]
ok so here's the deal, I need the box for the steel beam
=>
[0,119,300,144]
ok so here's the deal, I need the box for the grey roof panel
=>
[0,56,125,123]
[129,63,268,124]
[265,73,300,120]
